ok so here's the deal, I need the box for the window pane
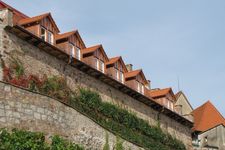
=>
[69,44,74,56]
[75,47,81,60]
[41,28,46,41]
[95,58,98,69]
[121,73,124,83]
[47,31,53,44]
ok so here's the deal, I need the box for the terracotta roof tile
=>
[124,69,142,79]
[149,88,171,98]
[18,13,50,25]
[106,57,120,65]
[82,45,102,55]
[55,30,77,40]
[192,101,225,132]
[82,45,109,61]
[18,13,60,33]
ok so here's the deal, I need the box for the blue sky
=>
[3,0,225,116]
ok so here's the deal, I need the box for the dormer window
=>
[40,27,54,44]
[47,31,54,44]
[41,27,46,41]
[115,62,124,83]
[18,13,60,45]
[69,43,75,57]
[75,46,81,60]
[94,58,105,73]
[99,59,105,73]
[137,81,144,94]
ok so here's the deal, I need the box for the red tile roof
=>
[125,69,142,79]
[18,13,60,33]
[55,30,86,48]
[82,45,109,61]
[106,57,120,65]
[125,69,148,84]
[149,88,172,98]
[56,30,77,40]
[82,45,102,54]
[106,56,128,73]
[192,101,225,132]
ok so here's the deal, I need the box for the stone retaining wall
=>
[0,81,143,150]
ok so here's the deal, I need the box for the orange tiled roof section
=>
[56,30,77,40]
[106,57,120,65]
[106,56,128,73]
[55,30,86,48]
[82,45,102,54]
[192,101,225,132]
[149,88,172,98]
[82,45,109,61]
[125,69,148,84]
[17,13,60,33]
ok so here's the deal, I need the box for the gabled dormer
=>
[82,45,109,73]
[124,67,150,95]
[55,30,86,60]
[17,13,60,45]
[106,56,127,83]
[149,88,176,111]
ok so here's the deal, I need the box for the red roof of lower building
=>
[192,101,225,132]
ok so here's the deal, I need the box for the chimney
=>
[126,64,133,72]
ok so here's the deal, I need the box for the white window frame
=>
[47,31,54,44]
[99,59,105,73]
[69,43,75,57]
[95,57,99,70]
[121,73,124,83]
[116,69,119,80]
[75,46,81,60]
[40,27,46,41]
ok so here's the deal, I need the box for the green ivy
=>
[51,135,84,150]
[0,129,84,150]
[68,88,186,150]
[103,132,110,150]
[114,137,124,150]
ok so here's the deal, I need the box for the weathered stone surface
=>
[0,82,143,150]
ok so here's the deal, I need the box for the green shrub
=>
[0,128,48,150]
[51,135,84,150]
[114,137,124,150]
[70,88,186,150]
[0,129,84,150]
[103,132,110,150]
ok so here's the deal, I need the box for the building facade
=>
[0,1,193,149]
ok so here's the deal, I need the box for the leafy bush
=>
[0,128,48,150]
[114,137,124,150]
[0,129,84,150]
[51,135,84,150]
[70,88,186,150]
